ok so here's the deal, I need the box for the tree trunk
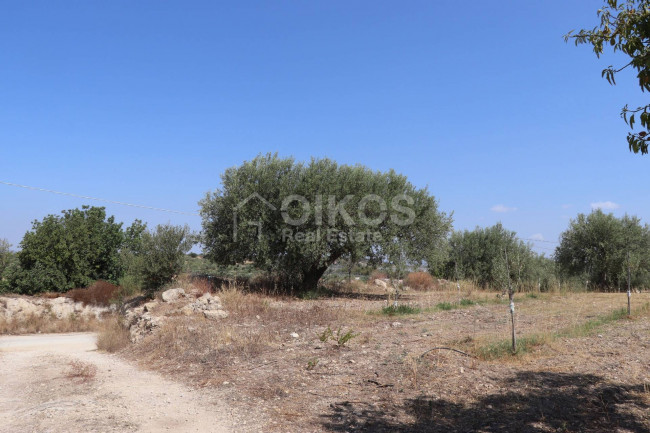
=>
[301,266,328,292]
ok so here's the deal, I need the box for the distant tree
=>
[9,206,126,293]
[126,223,196,294]
[444,223,541,290]
[555,210,650,290]
[565,0,650,154]
[0,238,12,277]
[200,154,452,292]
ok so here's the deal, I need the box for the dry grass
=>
[96,316,131,352]
[404,272,436,291]
[123,286,650,432]
[128,285,352,387]
[191,277,213,295]
[0,313,100,335]
[369,270,388,282]
[66,281,120,306]
[218,285,271,318]
[65,360,97,383]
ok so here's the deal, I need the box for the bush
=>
[381,304,421,316]
[127,223,196,295]
[65,281,120,306]
[14,206,125,293]
[405,272,436,291]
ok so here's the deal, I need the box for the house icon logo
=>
[233,193,276,241]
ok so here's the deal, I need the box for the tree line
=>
[1,155,648,295]
[0,206,195,295]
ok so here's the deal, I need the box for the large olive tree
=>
[200,154,452,291]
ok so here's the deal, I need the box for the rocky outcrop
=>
[124,292,228,342]
[0,295,113,321]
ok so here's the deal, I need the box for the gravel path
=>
[0,333,233,433]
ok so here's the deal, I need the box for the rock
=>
[180,304,195,316]
[143,302,157,313]
[374,279,388,289]
[161,288,185,302]
[4,298,42,319]
[196,293,212,304]
[290,332,299,339]
[129,313,163,343]
[391,321,402,327]
[203,310,229,320]
[49,301,76,319]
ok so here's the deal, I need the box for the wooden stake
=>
[627,250,632,316]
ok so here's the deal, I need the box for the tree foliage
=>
[566,0,650,154]
[200,154,452,291]
[554,210,650,290]
[443,223,547,290]
[9,206,126,293]
[124,223,196,294]
[0,238,12,278]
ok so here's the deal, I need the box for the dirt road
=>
[0,333,233,433]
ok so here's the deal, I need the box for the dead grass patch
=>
[0,313,100,335]
[96,316,131,352]
[218,285,271,318]
[65,360,97,383]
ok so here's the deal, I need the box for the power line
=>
[0,181,200,216]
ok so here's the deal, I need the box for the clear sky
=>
[1,0,648,256]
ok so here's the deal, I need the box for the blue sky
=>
[1,0,648,256]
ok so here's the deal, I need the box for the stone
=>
[374,279,388,289]
[180,304,195,316]
[290,332,299,338]
[4,298,42,319]
[203,310,229,320]
[161,288,185,302]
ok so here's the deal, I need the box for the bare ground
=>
[0,333,237,433]
[2,290,648,433]
[125,288,650,432]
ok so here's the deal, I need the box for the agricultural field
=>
[123,284,650,432]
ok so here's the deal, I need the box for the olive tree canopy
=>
[200,154,452,291]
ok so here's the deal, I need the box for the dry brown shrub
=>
[405,272,436,291]
[66,281,120,306]
[96,316,130,352]
[191,277,214,295]
[65,360,97,383]
[369,270,388,283]
[0,313,100,335]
